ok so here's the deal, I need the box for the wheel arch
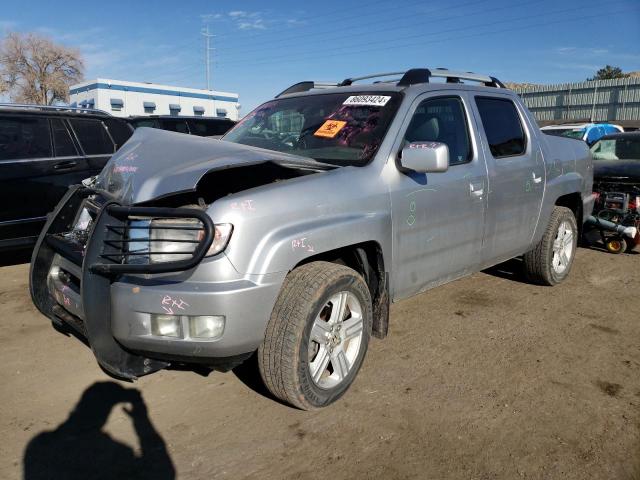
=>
[294,241,389,339]
[532,171,585,245]
[555,192,584,236]
[555,191,583,217]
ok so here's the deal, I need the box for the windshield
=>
[591,137,640,161]
[543,128,584,139]
[222,92,402,166]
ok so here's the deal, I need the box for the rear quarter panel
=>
[533,133,592,242]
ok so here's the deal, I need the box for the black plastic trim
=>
[398,68,432,87]
[275,81,315,98]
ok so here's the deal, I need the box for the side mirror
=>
[400,142,449,173]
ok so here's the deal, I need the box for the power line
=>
[204,0,412,46]
[157,0,530,83]
[219,0,498,56]
[157,3,636,90]
[216,2,628,68]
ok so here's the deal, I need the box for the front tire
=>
[258,261,372,410]
[523,206,578,286]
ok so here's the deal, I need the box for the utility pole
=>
[201,25,214,91]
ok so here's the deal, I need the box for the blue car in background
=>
[541,122,623,146]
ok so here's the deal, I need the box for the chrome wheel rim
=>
[552,220,574,274]
[308,291,364,389]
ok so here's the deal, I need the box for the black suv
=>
[0,105,133,249]
[127,115,235,137]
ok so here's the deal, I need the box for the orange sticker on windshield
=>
[314,120,347,138]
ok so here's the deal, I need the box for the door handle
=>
[469,182,484,197]
[532,172,542,184]
[53,160,77,170]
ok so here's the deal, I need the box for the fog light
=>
[151,314,182,337]
[189,315,225,339]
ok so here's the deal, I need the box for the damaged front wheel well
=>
[294,241,389,339]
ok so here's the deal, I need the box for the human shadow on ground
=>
[23,381,175,480]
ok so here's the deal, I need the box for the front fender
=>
[232,211,391,275]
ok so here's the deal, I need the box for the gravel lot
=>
[1,247,639,480]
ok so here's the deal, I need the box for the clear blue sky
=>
[2,0,639,113]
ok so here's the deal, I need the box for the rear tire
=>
[258,261,372,410]
[523,206,578,286]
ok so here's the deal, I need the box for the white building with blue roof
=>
[69,78,240,120]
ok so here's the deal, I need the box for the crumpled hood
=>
[96,127,332,204]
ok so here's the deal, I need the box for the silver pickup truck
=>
[30,68,593,410]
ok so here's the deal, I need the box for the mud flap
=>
[30,186,168,380]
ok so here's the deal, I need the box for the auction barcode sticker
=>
[343,95,391,107]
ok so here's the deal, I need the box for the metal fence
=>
[513,77,640,127]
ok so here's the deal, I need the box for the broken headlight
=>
[144,219,233,264]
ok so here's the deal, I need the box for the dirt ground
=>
[0,246,639,480]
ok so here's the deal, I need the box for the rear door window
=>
[474,97,526,158]
[50,119,78,157]
[161,119,190,134]
[103,119,133,150]
[186,120,208,136]
[207,120,235,136]
[132,119,161,129]
[187,119,233,136]
[0,116,52,161]
[69,119,115,155]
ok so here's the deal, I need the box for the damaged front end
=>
[30,186,218,379]
[30,128,333,379]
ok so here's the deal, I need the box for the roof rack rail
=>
[275,81,339,98]
[0,103,111,116]
[397,68,505,88]
[338,72,406,86]
[274,67,505,98]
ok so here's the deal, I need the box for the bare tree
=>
[0,32,84,105]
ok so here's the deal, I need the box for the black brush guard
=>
[30,185,215,379]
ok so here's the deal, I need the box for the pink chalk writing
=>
[409,142,441,149]
[59,285,72,307]
[123,152,139,162]
[230,199,255,211]
[291,237,315,253]
[113,165,138,174]
[161,295,190,315]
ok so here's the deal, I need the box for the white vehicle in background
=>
[541,122,623,146]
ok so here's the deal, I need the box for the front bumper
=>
[30,186,284,379]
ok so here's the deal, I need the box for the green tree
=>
[588,65,629,81]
